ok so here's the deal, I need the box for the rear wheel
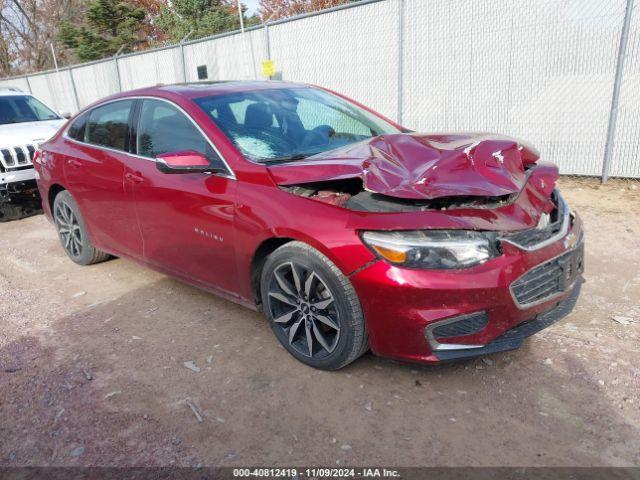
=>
[53,190,110,265]
[260,242,368,370]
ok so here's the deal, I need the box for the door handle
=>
[67,159,81,168]
[125,172,144,184]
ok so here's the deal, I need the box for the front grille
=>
[511,242,584,307]
[502,191,567,250]
[0,145,37,171]
[432,312,488,339]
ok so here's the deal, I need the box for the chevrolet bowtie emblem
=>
[537,213,550,229]
[564,232,578,249]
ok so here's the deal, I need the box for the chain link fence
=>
[0,0,638,178]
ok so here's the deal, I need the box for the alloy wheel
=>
[54,201,83,257]
[267,261,340,358]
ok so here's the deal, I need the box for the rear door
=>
[124,98,239,295]
[63,100,142,258]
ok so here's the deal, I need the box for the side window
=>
[85,100,133,151]
[296,98,370,136]
[136,99,225,168]
[24,96,59,120]
[67,112,88,141]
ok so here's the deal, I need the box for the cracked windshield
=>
[195,87,400,163]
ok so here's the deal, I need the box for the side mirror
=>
[156,150,223,174]
[60,111,72,119]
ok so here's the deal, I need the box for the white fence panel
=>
[269,0,399,121]
[25,74,57,110]
[403,0,627,176]
[25,71,77,114]
[118,46,183,90]
[71,60,120,108]
[1,0,638,177]
[183,28,266,82]
[610,3,640,178]
[0,76,30,93]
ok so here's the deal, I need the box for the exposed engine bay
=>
[272,132,555,216]
[281,179,517,212]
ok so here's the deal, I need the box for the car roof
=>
[104,80,311,102]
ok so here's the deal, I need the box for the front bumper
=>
[1,167,40,215]
[433,278,582,361]
[349,212,584,364]
[0,167,36,186]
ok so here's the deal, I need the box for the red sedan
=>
[34,81,584,369]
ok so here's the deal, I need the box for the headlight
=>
[361,230,501,269]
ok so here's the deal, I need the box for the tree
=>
[1,0,255,74]
[58,0,156,61]
[0,25,14,76]
[157,0,254,44]
[258,0,351,21]
[0,0,84,75]
[132,0,168,44]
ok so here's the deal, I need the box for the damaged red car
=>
[34,81,584,370]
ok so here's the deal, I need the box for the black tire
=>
[52,190,110,265]
[260,241,368,370]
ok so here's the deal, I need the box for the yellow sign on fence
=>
[261,60,275,78]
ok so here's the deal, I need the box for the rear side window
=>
[67,113,88,141]
[136,99,225,169]
[85,100,134,151]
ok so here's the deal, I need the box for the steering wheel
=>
[329,132,360,142]
[300,125,335,149]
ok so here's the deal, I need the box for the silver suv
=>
[0,87,68,221]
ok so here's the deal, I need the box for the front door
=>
[125,98,239,295]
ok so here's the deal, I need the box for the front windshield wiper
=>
[260,153,309,165]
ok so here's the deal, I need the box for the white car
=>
[0,88,68,221]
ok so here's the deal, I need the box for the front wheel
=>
[260,242,368,370]
[53,190,110,265]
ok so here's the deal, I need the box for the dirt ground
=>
[0,177,639,468]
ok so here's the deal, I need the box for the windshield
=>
[0,95,60,125]
[194,87,401,163]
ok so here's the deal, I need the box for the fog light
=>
[424,311,488,351]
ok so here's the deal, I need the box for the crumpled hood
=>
[268,133,543,200]
[0,119,67,148]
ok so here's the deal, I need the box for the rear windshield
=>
[194,87,400,163]
[0,95,60,125]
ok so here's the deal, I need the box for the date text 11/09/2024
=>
[233,468,400,477]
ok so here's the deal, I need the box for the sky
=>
[243,0,260,15]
